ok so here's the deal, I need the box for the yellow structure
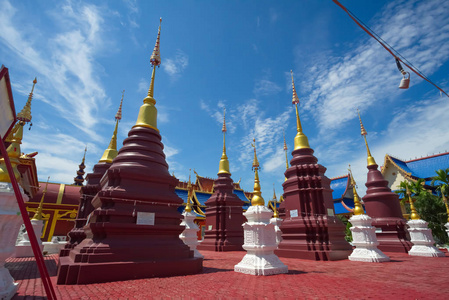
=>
[291,70,310,150]
[406,186,420,220]
[251,139,264,206]
[272,185,279,218]
[100,90,124,163]
[348,165,365,216]
[218,108,230,175]
[357,109,377,166]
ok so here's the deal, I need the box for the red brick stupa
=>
[60,92,124,257]
[197,108,245,251]
[57,19,202,284]
[357,110,412,253]
[275,71,351,261]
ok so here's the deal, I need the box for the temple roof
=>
[330,174,355,214]
[383,152,449,181]
[29,182,80,206]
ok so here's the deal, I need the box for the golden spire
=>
[251,138,264,206]
[100,91,125,163]
[348,165,364,215]
[185,169,193,212]
[272,184,279,218]
[357,109,377,166]
[32,177,50,221]
[74,146,87,186]
[407,186,420,220]
[291,70,310,150]
[442,194,449,223]
[218,108,231,175]
[17,77,37,124]
[283,129,288,181]
[134,18,162,132]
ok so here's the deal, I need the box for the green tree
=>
[431,168,449,197]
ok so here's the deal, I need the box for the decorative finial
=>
[17,77,37,124]
[251,139,264,206]
[283,129,288,181]
[291,70,310,150]
[134,19,162,131]
[272,184,279,218]
[185,169,193,212]
[357,109,377,166]
[100,92,125,163]
[74,148,87,186]
[32,176,50,221]
[407,185,420,220]
[348,164,364,215]
[218,107,230,175]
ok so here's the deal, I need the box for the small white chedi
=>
[179,173,203,258]
[407,189,444,257]
[269,188,282,247]
[234,140,287,275]
[347,168,390,263]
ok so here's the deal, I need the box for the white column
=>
[348,214,390,263]
[269,217,283,246]
[407,219,444,257]
[235,206,288,275]
[179,210,203,258]
[14,219,44,258]
[0,182,27,300]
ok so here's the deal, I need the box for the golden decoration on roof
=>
[357,109,377,166]
[407,186,420,220]
[283,129,288,181]
[272,184,279,218]
[17,77,37,123]
[32,177,50,221]
[218,108,230,175]
[100,91,125,163]
[348,164,364,215]
[134,18,162,132]
[185,169,193,212]
[251,139,264,206]
[291,70,310,150]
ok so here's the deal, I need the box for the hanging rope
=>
[332,0,449,97]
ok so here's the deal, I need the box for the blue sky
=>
[1,0,449,202]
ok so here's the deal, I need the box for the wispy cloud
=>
[0,0,111,139]
[253,79,282,96]
[163,50,189,80]
[138,78,149,93]
[269,8,279,23]
[199,99,237,133]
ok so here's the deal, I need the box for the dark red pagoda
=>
[357,110,412,253]
[275,71,352,261]
[57,19,202,284]
[60,92,124,257]
[197,108,245,251]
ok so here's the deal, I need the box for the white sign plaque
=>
[375,228,382,233]
[290,209,298,218]
[136,212,155,225]
[327,208,335,216]
[208,225,213,230]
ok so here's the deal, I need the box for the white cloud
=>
[253,79,282,96]
[199,99,237,133]
[163,50,189,80]
[138,78,149,93]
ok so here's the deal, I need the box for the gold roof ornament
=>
[32,176,50,221]
[134,18,162,131]
[185,169,193,212]
[17,77,37,124]
[272,184,279,218]
[406,186,420,220]
[348,164,364,215]
[357,109,377,166]
[218,108,230,175]
[251,138,264,206]
[283,129,288,181]
[442,194,449,223]
[100,90,125,163]
[291,70,310,150]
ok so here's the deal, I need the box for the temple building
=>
[330,174,356,217]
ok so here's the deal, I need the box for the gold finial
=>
[0,120,25,182]
[272,184,279,218]
[218,108,230,175]
[134,19,162,132]
[100,92,125,163]
[74,147,87,186]
[283,129,288,181]
[251,139,264,206]
[16,77,37,124]
[82,146,87,164]
[185,169,193,212]
[32,176,50,221]
[348,164,364,215]
[407,185,420,220]
[443,194,449,223]
[291,70,310,150]
[357,109,377,166]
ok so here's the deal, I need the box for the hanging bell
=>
[399,72,410,89]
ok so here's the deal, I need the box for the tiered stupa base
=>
[348,214,390,263]
[180,210,204,258]
[234,206,288,276]
[198,173,244,252]
[407,219,444,257]
[371,217,412,253]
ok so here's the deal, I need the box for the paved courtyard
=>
[6,249,449,299]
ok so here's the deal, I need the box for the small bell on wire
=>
[396,58,410,89]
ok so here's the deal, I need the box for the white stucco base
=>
[179,210,203,258]
[13,219,44,258]
[0,182,28,300]
[269,217,283,246]
[348,214,390,263]
[407,219,444,257]
[234,206,287,276]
